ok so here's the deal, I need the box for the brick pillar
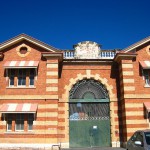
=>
[46,59,59,96]
[120,59,149,143]
[46,59,59,142]
[115,53,137,146]
[120,59,135,97]
[42,52,63,144]
[119,59,135,141]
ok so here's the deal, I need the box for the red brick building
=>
[0,34,150,149]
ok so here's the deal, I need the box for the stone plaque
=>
[74,41,101,59]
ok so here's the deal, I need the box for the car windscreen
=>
[144,132,150,145]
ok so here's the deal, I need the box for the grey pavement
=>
[62,147,126,150]
[0,147,126,150]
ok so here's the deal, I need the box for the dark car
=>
[126,129,150,150]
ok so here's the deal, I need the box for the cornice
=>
[114,52,137,63]
[42,52,63,62]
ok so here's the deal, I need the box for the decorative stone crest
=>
[74,41,101,59]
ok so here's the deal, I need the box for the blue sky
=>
[0,0,150,50]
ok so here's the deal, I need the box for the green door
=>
[69,79,111,148]
[69,102,111,148]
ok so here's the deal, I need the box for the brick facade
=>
[0,34,150,149]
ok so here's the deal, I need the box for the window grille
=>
[69,79,109,99]
[69,102,110,120]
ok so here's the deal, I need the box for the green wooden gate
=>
[69,79,111,148]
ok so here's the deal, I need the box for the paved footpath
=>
[62,147,126,150]
[0,147,126,150]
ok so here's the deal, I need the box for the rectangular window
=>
[28,114,34,130]
[7,114,12,131]
[18,69,26,86]
[9,69,15,86]
[8,68,36,87]
[143,69,150,86]
[6,113,35,132]
[15,114,24,131]
[29,69,35,86]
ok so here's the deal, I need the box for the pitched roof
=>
[123,36,150,53]
[0,33,61,52]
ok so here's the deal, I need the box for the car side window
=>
[144,132,150,145]
[131,132,138,141]
[135,132,144,146]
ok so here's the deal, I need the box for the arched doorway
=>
[69,79,111,148]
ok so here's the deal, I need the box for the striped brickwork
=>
[2,34,150,148]
[119,60,135,141]
[122,100,148,139]
[57,102,68,144]
[119,59,149,142]
[45,59,60,143]
[46,59,59,95]
[60,69,119,147]
[119,60,135,97]
[110,100,120,146]
[0,100,65,144]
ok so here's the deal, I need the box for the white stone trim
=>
[0,143,69,149]
[112,141,121,147]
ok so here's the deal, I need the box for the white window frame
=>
[7,68,37,88]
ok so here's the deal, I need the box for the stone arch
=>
[60,70,117,147]
[62,70,116,102]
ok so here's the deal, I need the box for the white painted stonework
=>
[0,143,67,150]
[74,41,101,59]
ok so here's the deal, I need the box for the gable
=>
[123,36,150,53]
[0,33,61,53]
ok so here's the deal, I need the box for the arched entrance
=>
[69,79,111,148]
